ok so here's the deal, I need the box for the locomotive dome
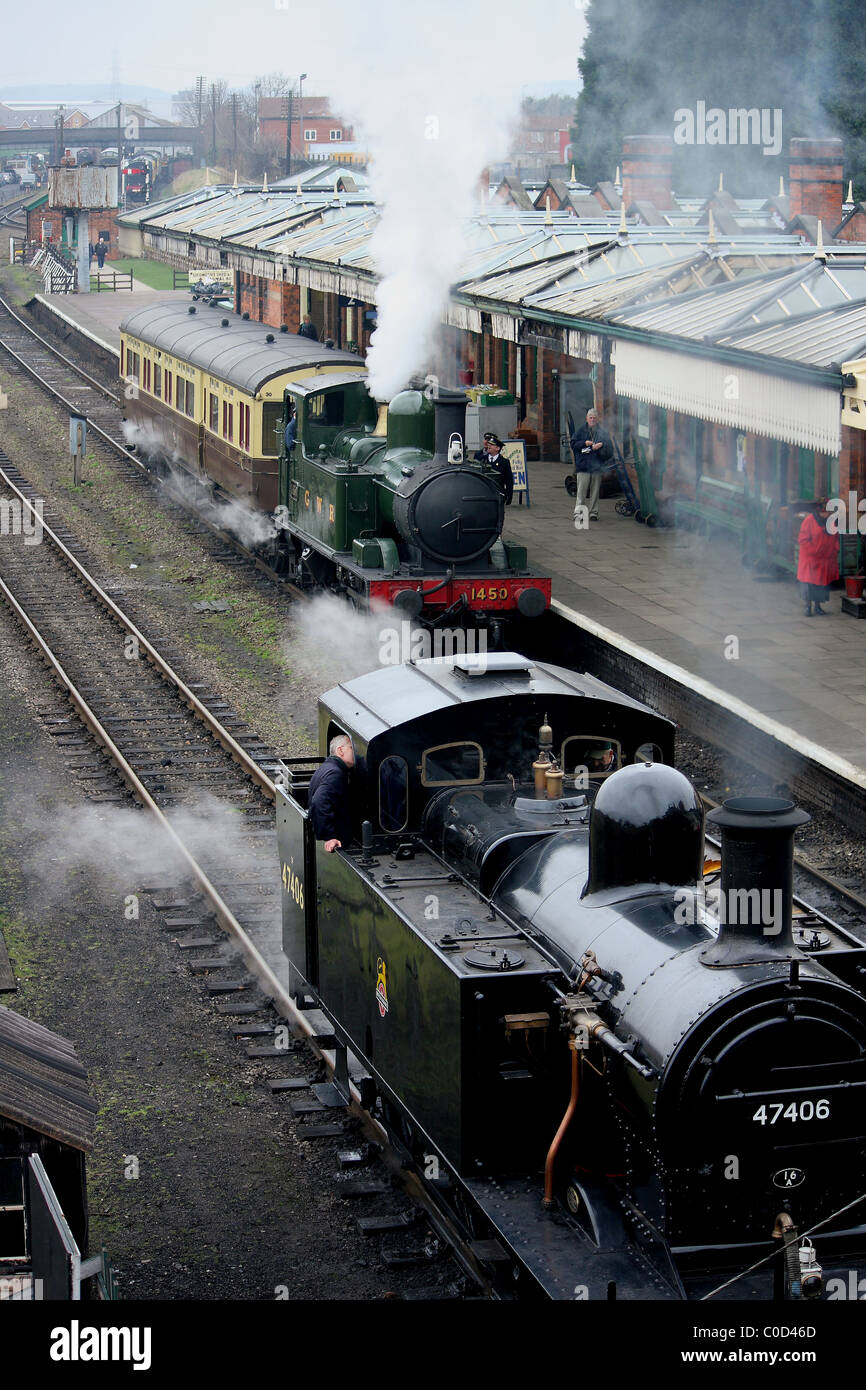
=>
[584,761,704,897]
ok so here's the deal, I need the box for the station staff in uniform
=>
[474,433,513,505]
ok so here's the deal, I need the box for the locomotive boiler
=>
[277,652,866,1300]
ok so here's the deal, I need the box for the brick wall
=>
[27,206,121,258]
[835,207,866,242]
[621,135,674,211]
[788,138,843,228]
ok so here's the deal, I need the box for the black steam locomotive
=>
[277,653,866,1300]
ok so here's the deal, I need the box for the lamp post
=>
[298,73,307,164]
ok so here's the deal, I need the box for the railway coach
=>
[120,302,364,511]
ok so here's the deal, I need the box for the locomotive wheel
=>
[644,514,657,528]
[565,1183,581,1216]
[634,510,645,523]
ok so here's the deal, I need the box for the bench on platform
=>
[675,475,772,564]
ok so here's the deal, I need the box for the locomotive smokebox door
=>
[276,775,318,993]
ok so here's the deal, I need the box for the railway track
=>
[0,291,298,593]
[0,449,479,1298]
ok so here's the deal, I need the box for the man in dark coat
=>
[298,314,319,341]
[474,434,513,505]
[570,408,613,522]
[308,734,355,852]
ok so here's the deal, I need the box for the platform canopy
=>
[613,339,842,454]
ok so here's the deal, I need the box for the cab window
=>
[421,741,484,787]
[560,736,621,782]
[635,742,664,764]
[379,756,408,832]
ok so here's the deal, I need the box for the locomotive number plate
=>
[469,586,509,603]
[752,1098,830,1125]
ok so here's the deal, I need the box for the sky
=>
[2,0,587,97]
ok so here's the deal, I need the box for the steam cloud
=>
[121,419,282,548]
[330,0,545,401]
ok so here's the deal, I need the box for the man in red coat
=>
[797,501,839,616]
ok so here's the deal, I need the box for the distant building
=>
[258,96,354,161]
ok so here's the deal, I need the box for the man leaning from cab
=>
[308,734,355,853]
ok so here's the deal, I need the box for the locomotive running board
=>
[464,1176,683,1300]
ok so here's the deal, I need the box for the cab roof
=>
[320,653,668,747]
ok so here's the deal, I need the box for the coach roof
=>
[120,301,363,396]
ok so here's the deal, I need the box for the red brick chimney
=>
[621,135,674,211]
[788,138,843,228]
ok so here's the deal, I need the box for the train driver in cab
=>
[584,742,616,777]
[284,404,297,455]
[308,733,356,852]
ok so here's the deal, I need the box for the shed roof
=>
[0,1004,96,1152]
[120,301,360,394]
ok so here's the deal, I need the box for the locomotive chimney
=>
[700,796,810,968]
[432,386,468,461]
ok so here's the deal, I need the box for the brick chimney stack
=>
[789,138,843,228]
[621,135,674,211]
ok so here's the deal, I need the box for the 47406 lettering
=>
[281,862,304,908]
[752,1098,829,1125]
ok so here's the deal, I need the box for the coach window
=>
[421,741,484,787]
[164,370,173,407]
[209,393,219,432]
[185,382,195,419]
[153,363,162,399]
[379,756,408,832]
[261,402,282,455]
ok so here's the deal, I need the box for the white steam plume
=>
[331,0,541,401]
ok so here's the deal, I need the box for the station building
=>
[114,137,866,577]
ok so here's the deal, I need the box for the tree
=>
[573,0,862,197]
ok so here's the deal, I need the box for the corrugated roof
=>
[120,301,360,394]
[0,1004,96,1151]
[719,299,866,367]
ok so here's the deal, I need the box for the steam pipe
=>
[543,1040,580,1209]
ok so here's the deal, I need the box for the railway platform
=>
[19,285,866,792]
[505,464,866,786]
[35,280,186,353]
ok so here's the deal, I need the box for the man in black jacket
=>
[298,314,319,341]
[570,408,613,522]
[474,434,513,505]
[308,734,355,852]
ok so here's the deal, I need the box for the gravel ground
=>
[0,607,402,1300]
[676,729,866,897]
